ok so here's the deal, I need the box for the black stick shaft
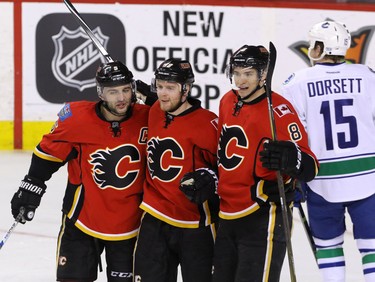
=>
[0,208,25,250]
[63,0,113,63]
[266,42,297,282]
[298,205,318,263]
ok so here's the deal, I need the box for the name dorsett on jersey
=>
[307,77,362,97]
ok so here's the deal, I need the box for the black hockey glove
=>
[259,140,302,178]
[135,79,157,106]
[179,168,218,204]
[11,175,46,223]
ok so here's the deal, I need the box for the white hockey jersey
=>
[281,62,375,202]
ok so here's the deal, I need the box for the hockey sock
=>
[357,239,375,282]
[314,235,345,282]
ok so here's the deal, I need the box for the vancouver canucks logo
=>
[218,125,248,170]
[290,23,375,65]
[51,26,108,91]
[147,137,184,182]
[89,145,140,190]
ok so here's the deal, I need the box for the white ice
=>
[0,151,364,281]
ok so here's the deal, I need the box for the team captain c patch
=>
[274,104,293,117]
[58,103,72,121]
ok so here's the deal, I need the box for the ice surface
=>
[0,151,364,281]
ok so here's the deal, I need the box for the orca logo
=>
[218,125,248,171]
[36,13,125,103]
[89,144,141,190]
[51,26,109,91]
[147,137,184,182]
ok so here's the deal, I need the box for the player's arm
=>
[10,144,78,223]
[179,115,219,204]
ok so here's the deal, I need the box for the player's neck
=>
[315,57,345,65]
[241,85,265,103]
[168,100,192,116]
[100,104,126,121]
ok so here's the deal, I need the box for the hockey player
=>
[10,61,150,282]
[133,58,219,282]
[212,45,318,282]
[281,21,375,282]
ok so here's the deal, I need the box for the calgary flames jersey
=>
[217,91,317,220]
[32,101,149,240]
[140,98,219,228]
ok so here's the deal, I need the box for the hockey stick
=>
[63,0,114,63]
[294,181,317,263]
[298,205,317,262]
[265,42,297,282]
[0,208,25,250]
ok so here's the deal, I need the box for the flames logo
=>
[147,137,184,182]
[218,125,248,171]
[290,24,375,65]
[89,145,140,190]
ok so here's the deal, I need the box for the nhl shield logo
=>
[51,26,109,91]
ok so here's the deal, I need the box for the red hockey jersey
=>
[35,101,149,240]
[140,98,219,228]
[217,91,318,220]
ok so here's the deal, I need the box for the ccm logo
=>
[110,271,133,278]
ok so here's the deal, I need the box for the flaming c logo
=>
[290,25,375,65]
[89,144,141,190]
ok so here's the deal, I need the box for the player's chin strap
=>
[163,89,189,128]
[232,83,263,116]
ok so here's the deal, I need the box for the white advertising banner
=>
[22,3,375,120]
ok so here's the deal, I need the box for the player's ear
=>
[183,84,191,96]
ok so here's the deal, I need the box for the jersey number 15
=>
[320,99,358,150]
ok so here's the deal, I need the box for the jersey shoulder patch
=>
[58,103,72,122]
[273,104,293,117]
[282,73,295,85]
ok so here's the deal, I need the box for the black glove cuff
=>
[198,168,218,189]
[20,175,46,196]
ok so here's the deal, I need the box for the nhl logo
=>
[51,26,109,91]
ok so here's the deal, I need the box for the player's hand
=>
[10,175,46,223]
[259,140,302,177]
[135,80,157,105]
[179,168,218,204]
